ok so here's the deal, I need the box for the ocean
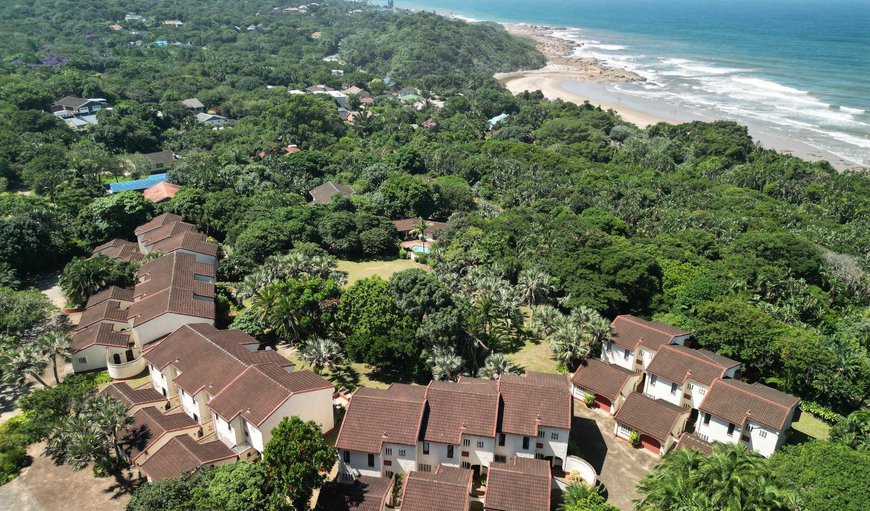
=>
[397,0,870,166]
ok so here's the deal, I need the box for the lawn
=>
[279,347,393,392]
[337,258,428,286]
[508,339,560,374]
[791,410,831,441]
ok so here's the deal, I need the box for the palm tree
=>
[516,268,554,310]
[550,319,589,370]
[408,217,429,241]
[48,394,133,471]
[558,482,618,511]
[426,345,464,381]
[477,353,519,379]
[36,332,73,384]
[0,344,50,387]
[532,304,562,337]
[299,338,344,375]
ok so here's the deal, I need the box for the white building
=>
[601,315,691,372]
[613,392,690,456]
[642,345,740,409]
[695,379,800,457]
[571,357,640,415]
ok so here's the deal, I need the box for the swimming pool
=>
[411,246,431,254]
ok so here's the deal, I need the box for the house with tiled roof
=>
[144,230,217,264]
[138,220,196,251]
[401,465,473,511]
[571,357,640,414]
[122,407,202,465]
[143,182,181,204]
[135,213,183,241]
[308,181,356,205]
[643,345,740,409]
[695,379,800,457]
[614,392,690,456]
[137,435,237,482]
[91,239,144,262]
[100,382,168,414]
[601,315,691,372]
[483,457,551,511]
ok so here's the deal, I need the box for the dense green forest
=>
[0,1,868,509]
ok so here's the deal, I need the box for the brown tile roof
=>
[76,300,130,330]
[614,393,688,444]
[571,358,638,401]
[140,221,196,248]
[85,286,133,308]
[675,432,714,456]
[421,379,499,444]
[646,345,740,387]
[208,366,332,426]
[498,372,572,436]
[316,476,391,511]
[309,181,355,205]
[335,384,427,453]
[142,150,176,165]
[392,219,448,237]
[699,379,799,431]
[91,239,143,262]
[147,230,218,257]
[194,326,293,368]
[135,213,183,236]
[71,322,131,352]
[402,465,472,511]
[123,408,200,461]
[144,324,248,396]
[137,436,236,482]
[100,382,166,411]
[611,315,690,352]
[127,287,215,326]
[485,457,551,511]
[128,253,215,326]
[143,182,181,203]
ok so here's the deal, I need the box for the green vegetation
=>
[59,255,137,308]
[0,416,32,484]
[559,482,619,511]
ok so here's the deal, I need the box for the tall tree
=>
[36,331,72,384]
[261,417,335,510]
[298,338,344,375]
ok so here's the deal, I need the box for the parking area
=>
[571,403,660,511]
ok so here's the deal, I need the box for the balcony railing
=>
[106,350,147,379]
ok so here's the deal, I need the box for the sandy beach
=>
[497,23,865,171]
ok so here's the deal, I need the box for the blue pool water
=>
[398,0,870,165]
[411,246,432,254]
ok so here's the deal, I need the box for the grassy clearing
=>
[791,411,831,441]
[280,347,393,392]
[508,339,559,374]
[337,259,428,286]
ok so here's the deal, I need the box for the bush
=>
[0,416,32,484]
[628,431,640,446]
[583,393,596,408]
[801,401,843,424]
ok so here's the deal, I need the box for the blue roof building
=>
[109,173,168,194]
[487,113,509,130]
[154,40,168,47]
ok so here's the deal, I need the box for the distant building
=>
[311,31,323,39]
[487,113,509,130]
[195,112,227,127]
[393,219,447,242]
[51,96,108,129]
[133,150,177,174]
[143,182,181,204]
[108,173,168,194]
[308,181,356,205]
[181,98,205,112]
[163,20,184,26]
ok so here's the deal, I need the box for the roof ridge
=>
[619,315,686,338]
[660,345,731,371]
[187,325,248,368]
[715,379,792,410]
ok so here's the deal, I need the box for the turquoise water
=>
[398,0,870,165]
[411,246,432,254]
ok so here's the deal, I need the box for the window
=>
[343,451,350,463]
[650,375,657,386]
[535,453,546,460]
[522,437,530,450]
[463,438,470,447]
[703,413,711,426]
[671,382,679,395]
[623,349,630,360]
[727,423,736,437]
[699,387,706,395]
[476,440,485,448]
[605,341,612,351]
[423,442,430,455]
[385,471,394,479]
[341,472,353,482]
[398,449,406,457]
[419,464,432,473]
[494,455,507,463]
[498,434,506,447]
[686,382,693,391]
[758,429,768,438]
[551,432,560,440]
[77,357,87,365]
[461,461,471,469]
[383,460,392,466]
[112,353,121,364]
[447,445,454,459]
[385,447,392,456]
[367,454,375,467]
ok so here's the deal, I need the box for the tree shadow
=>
[327,365,361,391]
[570,415,608,474]
[0,382,31,417]
[103,467,145,500]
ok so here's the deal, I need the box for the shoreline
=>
[495,23,866,171]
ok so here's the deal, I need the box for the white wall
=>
[601,342,636,371]
[338,450,381,479]
[381,442,417,476]
[71,346,109,373]
[639,348,657,371]
[252,387,334,452]
[417,441,460,469]
[148,364,175,398]
[132,314,213,346]
[644,375,683,407]
[536,427,569,465]
[696,413,789,458]
[179,387,210,424]
[214,413,244,448]
[496,433,535,461]
[686,381,709,410]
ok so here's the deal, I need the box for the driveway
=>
[571,403,659,511]
[0,443,137,511]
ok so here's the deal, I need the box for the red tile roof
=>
[71,321,131,352]
[646,345,740,387]
[128,252,215,326]
[143,182,181,203]
[100,382,166,411]
[91,239,143,262]
[208,366,332,426]
[147,230,218,257]
[123,408,200,461]
[135,213,183,236]
[335,384,427,453]
[137,436,236,482]
[392,219,448,237]
[316,476,392,511]
[611,315,690,352]
[309,181,355,205]
[675,432,714,455]
[614,393,688,444]
[422,379,499,444]
[485,457,551,511]
[498,372,572,436]
[571,358,638,401]
[76,299,130,330]
[140,221,196,248]
[85,286,133,308]
[402,465,472,511]
[699,379,799,431]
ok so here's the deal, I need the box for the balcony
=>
[106,348,147,379]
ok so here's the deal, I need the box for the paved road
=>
[0,478,43,511]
